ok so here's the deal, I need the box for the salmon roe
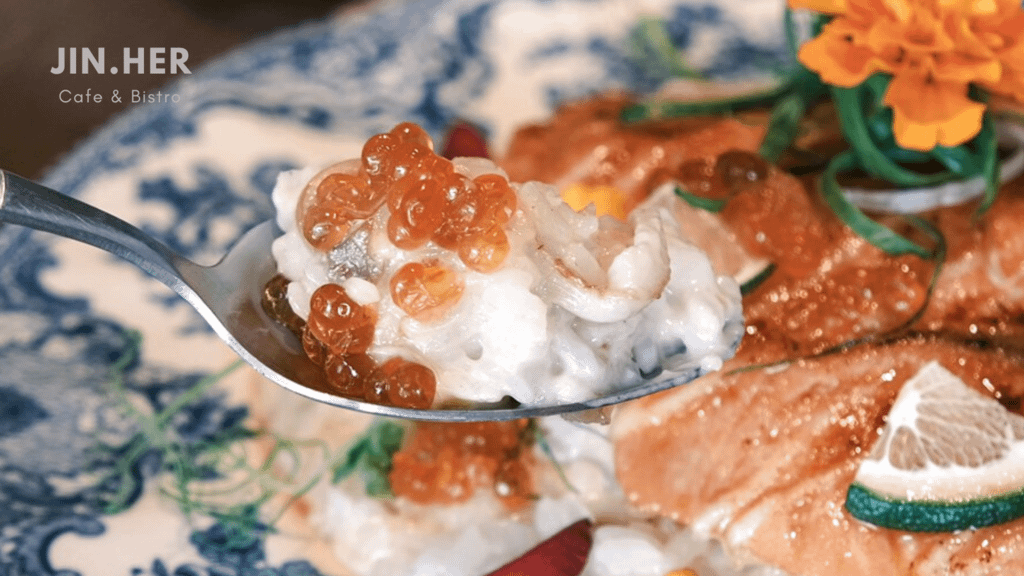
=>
[266,122,521,409]
[261,280,437,409]
[390,260,465,321]
[298,122,516,272]
[675,149,769,201]
[389,419,536,510]
[306,284,376,356]
[365,357,436,410]
[261,274,305,337]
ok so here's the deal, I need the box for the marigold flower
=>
[790,0,1024,150]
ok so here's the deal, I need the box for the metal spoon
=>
[0,169,717,422]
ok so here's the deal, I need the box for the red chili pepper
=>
[483,518,594,576]
[441,120,490,159]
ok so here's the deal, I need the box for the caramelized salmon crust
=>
[503,94,1024,351]
[500,95,1024,575]
[613,337,1024,576]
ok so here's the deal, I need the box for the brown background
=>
[0,0,360,180]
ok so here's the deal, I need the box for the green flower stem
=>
[759,91,808,163]
[621,81,792,123]
[887,215,946,332]
[831,86,951,188]
[674,185,728,212]
[929,144,982,178]
[975,114,1001,218]
[630,17,704,80]
[784,8,799,61]
[820,151,932,258]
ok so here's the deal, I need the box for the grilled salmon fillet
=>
[502,96,1024,353]
[501,96,1024,575]
[612,338,1024,576]
[501,93,767,213]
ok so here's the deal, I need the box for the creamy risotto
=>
[267,123,742,409]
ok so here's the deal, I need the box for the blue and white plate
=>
[2,1,789,573]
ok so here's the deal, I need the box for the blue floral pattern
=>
[3,1,787,574]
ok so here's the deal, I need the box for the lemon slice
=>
[846,360,1024,532]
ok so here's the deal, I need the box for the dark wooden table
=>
[0,0,353,180]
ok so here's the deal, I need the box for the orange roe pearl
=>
[300,169,380,253]
[263,275,443,411]
[432,174,515,271]
[387,176,447,249]
[458,224,510,273]
[361,133,398,187]
[306,284,376,356]
[389,141,434,184]
[261,274,304,337]
[417,151,457,181]
[390,122,433,148]
[389,420,535,509]
[675,151,769,203]
[472,173,516,228]
[433,179,480,250]
[392,443,475,503]
[675,158,720,199]
[390,260,464,322]
[316,171,383,219]
[301,324,327,367]
[324,352,375,398]
[366,357,436,409]
[714,149,769,194]
[345,123,516,270]
[301,203,353,252]
[494,457,534,509]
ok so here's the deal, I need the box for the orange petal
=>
[944,0,1014,17]
[984,39,1024,101]
[984,6,1024,51]
[903,9,956,53]
[997,1,1024,22]
[863,18,912,61]
[937,52,999,83]
[999,38,1024,70]
[985,72,1024,104]
[788,0,848,14]
[946,16,1001,59]
[799,27,882,87]
[884,72,987,150]
[939,0,1000,16]
[882,0,913,22]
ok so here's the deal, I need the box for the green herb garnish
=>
[628,17,704,82]
[95,332,341,546]
[527,420,576,494]
[332,419,406,497]
[739,263,776,297]
[673,185,728,213]
[820,151,932,258]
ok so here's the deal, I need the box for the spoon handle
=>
[0,169,191,292]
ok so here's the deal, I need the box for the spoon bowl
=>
[0,169,719,421]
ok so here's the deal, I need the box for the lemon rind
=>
[846,481,1024,532]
